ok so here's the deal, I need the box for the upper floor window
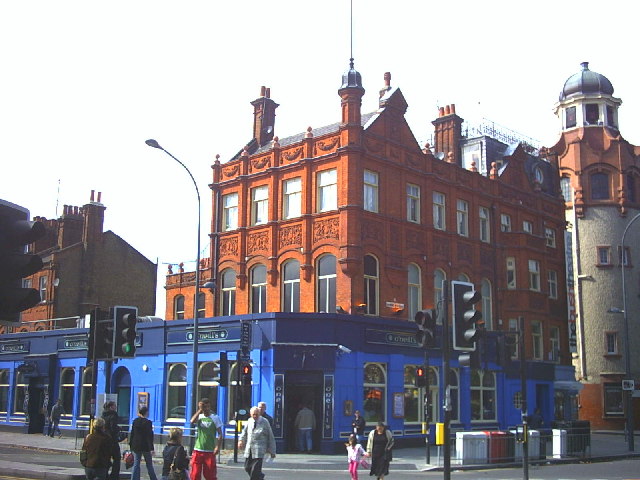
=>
[220,269,236,316]
[500,214,511,232]
[565,106,577,128]
[196,292,205,318]
[548,270,558,299]
[479,207,490,243]
[318,169,337,212]
[39,275,47,303]
[250,264,267,313]
[506,257,516,290]
[364,170,379,213]
[523,220,533,234]
[407,184,420,223]
[597,246,611,266]
[434,269,446,312]
[550,327,560,362]
[174,295,185,320]
[251,186,269,225]
[532,321,543,360]
[456,200,469,237]
[317,255,336,313]
[22,278,32,289]
[222,193,238,231]
[529,260,541,291]
[407,264,421,321]
[283,178,302,220]
[590,172,610,200]
[585,103,599,125]
[481,279,492,330]
[606,105,617,128]
[618,246,631,266]
[363,255,379,315]
[560,177,572,202]
[433,192,446,230]
[282,260,300,313]
[545,228,556,248]
[605,331,618,355]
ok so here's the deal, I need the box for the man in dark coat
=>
[101,401,121,480]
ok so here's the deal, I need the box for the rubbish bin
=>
[552,429,567,458]
[485,431,513,464]
[455,431,488,465]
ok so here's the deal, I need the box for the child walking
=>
[346,434,366,480]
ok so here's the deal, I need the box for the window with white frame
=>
[433,192,446,230]
[548,270,558,299]
[529,260,540,291]
[282,260,300,312]
[317,255,336,313]
[364,255,379,315]
[363,363,387,424]
[39,275,47,303]
[407,184,420,223]
[532,321,543,360]
[250,264,267,313]
[404,365,422,423]
[80,367,92,416]
[449,369,459,421]
[364,170,379,212]
[283,177,302,219]
[317,169,337,212]
[0,369,8,414]
[222,192,238,231]
[457,199,469,237]
[506,257,516,289]
[605,331,618,355]
[174,295,185,320]
[479,207,490,243]
[408,264,421,321]
[560,177,572,202]
[14,371,27,414]
[618,246,631,266]
[251,185,269,225]
[508,319,520,359]
[220,269,236,316]
[196,292,205,318]
[428,368,440,423]
[22,278,31,289]
[597,246,611,266]
[545,227,556,247]
[166,363,187,420]
[550,326,560,362]
[197,361,220,408]
[523,220,533,234]
[59,368,75,415]
[481,279,492,330]
[434,269,446,315]
[500,214,511,232]
[470,370,496,421]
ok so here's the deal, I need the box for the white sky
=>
[2,0,638,317]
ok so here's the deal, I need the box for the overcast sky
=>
[2,1,638,317]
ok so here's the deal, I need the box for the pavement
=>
[1,430,640,480]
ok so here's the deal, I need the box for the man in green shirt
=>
[190,398,222,480]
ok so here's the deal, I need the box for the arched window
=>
[428,367,439,423]
[481,279,493,330]
[220,269,236,316]
[470,370,496,421]
[457,273,470,282]
[590,172,610,200]
[59,367,75,415]
[167,363,187,420]
[174,295,185,320]
[14,371,27,414]
[408,264,421,321]
[197,362,219,409]
[404,365,421,423]
[196,292,205,318]
[317,255,336,313]
[560,177,572,202]
[434,269,446,315]
[364,255,379,315]
[449,369,459,422]
[363,363,386,424]
[80,367,93,416]
[0,369,8,414]
[282,260,300,312]
[250,265,267,313]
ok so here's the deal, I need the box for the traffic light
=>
[497,333,518,366]
[415,365,427,387]
[113,306,138,358]
[414,309,437,348]
[95,319,115,360]
[218,352,228,387]
[0,200,45,322]
[452,281,484,351]
[241,362,252,386]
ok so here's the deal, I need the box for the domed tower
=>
[547,63,640,432]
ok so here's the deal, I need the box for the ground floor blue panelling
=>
[0,313,581,453]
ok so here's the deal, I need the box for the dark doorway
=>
[283,371,323,452]
[27,378,46,434]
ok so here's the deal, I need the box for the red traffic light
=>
[242,364,252,376]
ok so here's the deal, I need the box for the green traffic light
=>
[122,343,132,354]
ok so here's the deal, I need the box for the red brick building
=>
[166,65,570,378]
[6,191,157,333]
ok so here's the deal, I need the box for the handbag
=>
[359,458,370,469]
[79,449,88,467]
[167,446,187,480]
[122,450,134,469]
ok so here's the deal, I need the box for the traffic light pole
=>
[519,316,529,480]
[442,281,451,480]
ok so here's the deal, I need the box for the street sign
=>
[622,379,635,391]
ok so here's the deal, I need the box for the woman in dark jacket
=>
[82,417,112,480]
[365,422,394,480]
[129,406,158,480]
[161,427,189,480]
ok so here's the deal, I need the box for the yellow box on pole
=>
[237,420,243,432]
[435,422,445,445]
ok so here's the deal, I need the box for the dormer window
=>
[607,105,617,128]
[565,106,576,128]
[585,104,599,125]
[590,172,610,200]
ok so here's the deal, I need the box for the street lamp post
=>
[145,139,202,434]
[620,212,640,451]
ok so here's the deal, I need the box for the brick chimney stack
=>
[432,104,464,166]
[82,190,106,244]
[251,86,279,147]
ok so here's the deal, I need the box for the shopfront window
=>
[197,362,219,409]
[428,368,439,423]
[403,365,421,423]
[0,369,9,413]
[80,367,93,416]
[167,363,187,420]
[363,363,386,424]
[603,384,624,416]
[14,371,27,414]
[449,369,459,422]
[59,368,75,415]
[470,370,496,421]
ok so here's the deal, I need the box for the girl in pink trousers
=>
[346,434,367,480]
